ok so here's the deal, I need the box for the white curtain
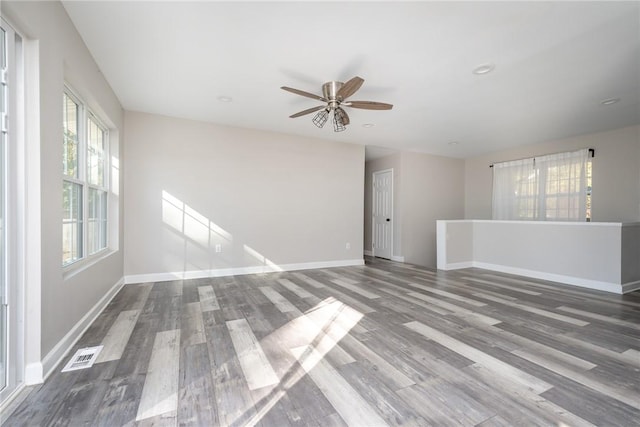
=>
[492,149,590,221]
[492,158,537,220]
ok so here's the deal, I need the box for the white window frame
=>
[62,85,110,269]
[491,148,593,222]
[0,15,25,407]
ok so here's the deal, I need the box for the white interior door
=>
[372,169,393,260]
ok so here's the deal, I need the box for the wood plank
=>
[291,272,326,288]
[483,325,597,371]
[291,346,389,427]
[226,318,279,390]
[260,286,297,313]
[557,305,640,330]
[330,278,381,299]
[465,364,596,427]
[512,348,640,410]
[462,276,542,296]
[95,309,140,363]
[278,278,314,299]
[197,285,220,311]
[177,343,217,425]
[136,329,181,422]
[205,322,258,426]
[396,380,495,426]
[406,282,487,307]
[475,293,590,326]
[319,285,376,314]
[407,292,501,326]
[181,301,205,347]
[340,334,415,390]
[404,320,553,394]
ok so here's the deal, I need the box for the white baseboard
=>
[622,280,640,294]
[24,362,43,386]
[125,259,365,285]
[34,277,125,384]
[440,261,474,270]
[0,383,28,423]
[472,262,623,295]
[363,250,373,257]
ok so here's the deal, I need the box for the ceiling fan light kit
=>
[312,109,329,128]
[281,76,393,132]
[333,107,347,132]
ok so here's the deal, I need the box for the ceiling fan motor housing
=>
[323,81,344,106]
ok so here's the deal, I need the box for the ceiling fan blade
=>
[337,107,350,125]
[347,100,393,110]
[336,76,364,100]
[289,105,326,118]
[281,86,326,102]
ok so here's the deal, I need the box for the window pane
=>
[87,117,105,187]
[63,181,82,264]
[63,94,79,178]
[88,188,107,254]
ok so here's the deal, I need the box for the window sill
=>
[62,248,117,281]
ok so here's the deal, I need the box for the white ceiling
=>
[62,1,640,159]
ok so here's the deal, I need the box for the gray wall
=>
[364,151,465,268]
[2,2,124,357]
[621,223,640,285]
[465,125,640,222]
[124,111,364,277]
[472,221,621,283]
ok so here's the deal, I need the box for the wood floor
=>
[4,258,640,426]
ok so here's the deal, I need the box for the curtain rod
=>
[489,148,594,168]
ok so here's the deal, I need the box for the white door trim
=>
[372,168,393,260]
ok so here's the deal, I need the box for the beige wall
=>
[364,151,465,268]
[2,1,124,359]
[465,125,640,222]
[401,152,465,267]
[124,111,364,278]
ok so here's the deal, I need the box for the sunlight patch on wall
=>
[243,244,282,272]
[162,190,233,248]
[161,190,283,273]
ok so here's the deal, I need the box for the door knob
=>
[386,218,390,222]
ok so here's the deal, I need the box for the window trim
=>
[62,84,110,270]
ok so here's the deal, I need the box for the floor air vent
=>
[61,345,104,372]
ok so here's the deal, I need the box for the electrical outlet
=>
[215,244,222,253]
[346,242,351,250]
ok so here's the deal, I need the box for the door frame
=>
[371,168,393,259]
[0,16,26,409]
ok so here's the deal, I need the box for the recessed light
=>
[600,98,620,106]
[217,96,233,102]
[362,123,375,128]
[472,63,495,75]
[448,141,459,146]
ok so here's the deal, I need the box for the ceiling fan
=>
[281,76,393,132]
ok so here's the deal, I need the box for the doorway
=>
[372,169,393,260]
